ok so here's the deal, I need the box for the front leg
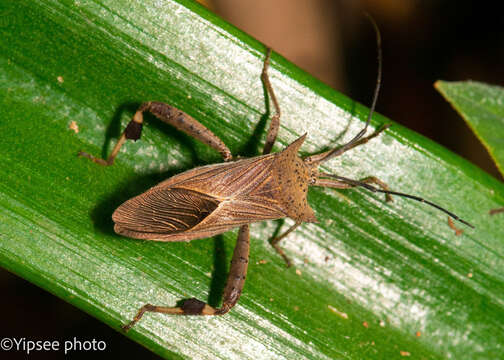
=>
[122,225,250,330]
[79,102,232,165]
[304,124,391,166]
[315,175,394,202]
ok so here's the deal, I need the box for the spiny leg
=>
[261,48,281,156]
[122,225,250,331]
[315,176,394,202]
[79,101,232,165]
[217,224,250,315]
[270,222,301,268]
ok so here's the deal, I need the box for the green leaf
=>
[435,80,504,177]
[1,1,503,359]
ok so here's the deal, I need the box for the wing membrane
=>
[113,188,219,238]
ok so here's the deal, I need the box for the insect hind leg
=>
[122,225,250,330]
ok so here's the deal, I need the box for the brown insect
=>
[79,18,472,330]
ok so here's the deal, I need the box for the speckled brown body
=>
[82,23,471,329]
[113,134,317,242]
[82,38,428,328]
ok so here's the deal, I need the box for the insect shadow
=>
[238,76,278,158]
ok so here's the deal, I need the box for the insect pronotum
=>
[79,15,473,330]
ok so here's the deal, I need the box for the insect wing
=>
[113,155,286,241]
[113,187,220,240]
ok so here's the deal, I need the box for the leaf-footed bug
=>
[79,15,473,330]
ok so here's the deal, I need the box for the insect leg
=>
[121,225,250,330]
[79,102,232,165]
[334,123,390,157]
[315,176,393,202]
[214,224,250,314]
[318,173,474,228]
[304,124,390,165]
[261,48,281,155]
[269,222,301,268]
[304,15,384,166]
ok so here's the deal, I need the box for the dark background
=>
[2,1,503,359]
[213,0,504,181]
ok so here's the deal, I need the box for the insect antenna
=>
[310,13,382,165]
[320,173,475,228]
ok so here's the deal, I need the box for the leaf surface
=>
[1,1,503,359]
[436,80,504,176]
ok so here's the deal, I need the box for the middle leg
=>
[261,48,281,156]
[269,222,301,268]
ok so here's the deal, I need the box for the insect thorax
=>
[273,136,317,223]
